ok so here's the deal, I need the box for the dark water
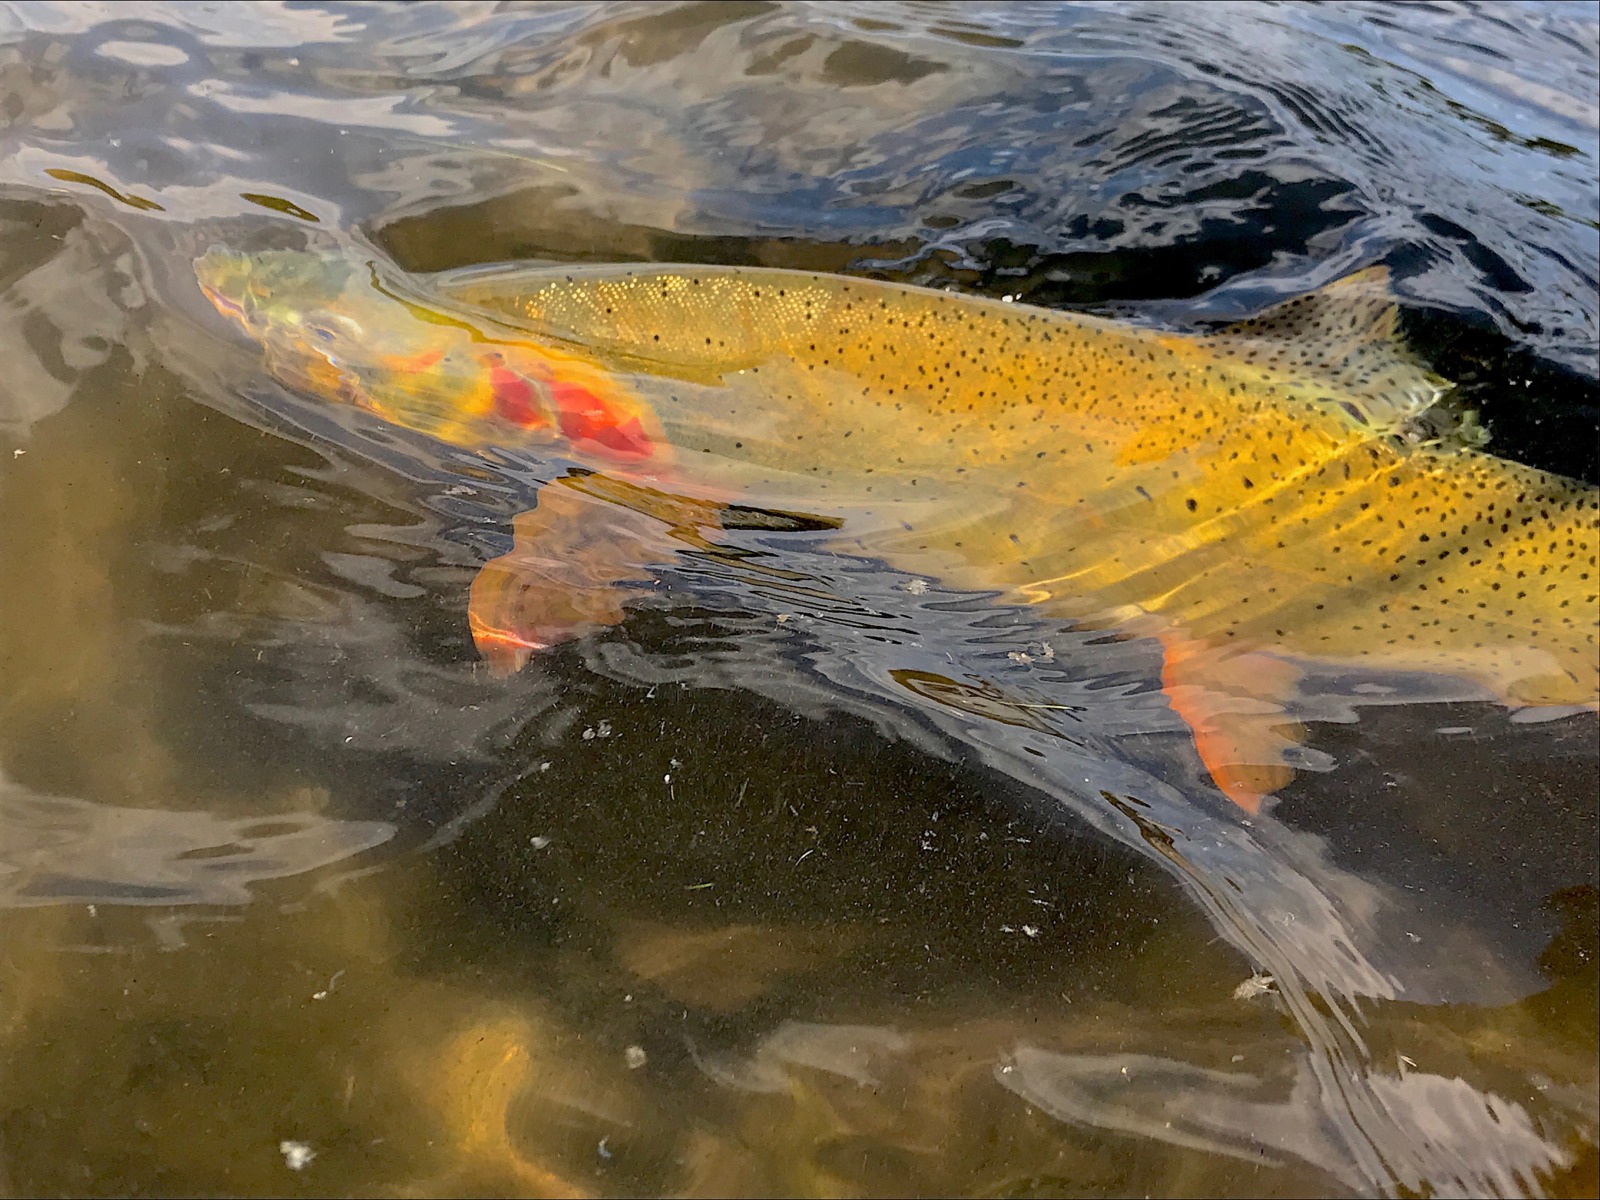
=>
[0,2,1596,1196]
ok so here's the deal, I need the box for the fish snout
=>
[194,246,258,325]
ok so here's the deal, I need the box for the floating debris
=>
[279,1140,315,1171]
[1232,972,1277,1001]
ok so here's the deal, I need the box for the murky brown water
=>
[1,2,1596,1196]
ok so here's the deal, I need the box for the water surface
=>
[0,2,1596,1196]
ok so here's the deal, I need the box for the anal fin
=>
[1156,632,1308,813]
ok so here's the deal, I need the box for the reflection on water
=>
[0,768,391,906]
[0,1,1596,1196]
[999,1046,1571,1195]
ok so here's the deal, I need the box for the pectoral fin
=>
[467,472,726,673]
[1156,633,1308,813]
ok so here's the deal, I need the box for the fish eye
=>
[301,313,362,342]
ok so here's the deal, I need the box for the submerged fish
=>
[195,245,1599,810]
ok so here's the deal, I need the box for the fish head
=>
[195,246,662,464]
[194,246,386,405]
[195,246,362,346]
[195,246,529,439]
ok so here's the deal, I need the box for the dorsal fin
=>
[1200,266,1451,434]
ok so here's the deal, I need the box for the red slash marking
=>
[550,380,654,463]
[491,365,545,428]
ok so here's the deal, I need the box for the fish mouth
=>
[197,279,248,326]
[194,246,253,327]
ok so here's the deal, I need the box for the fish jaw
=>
[194,247,253,329]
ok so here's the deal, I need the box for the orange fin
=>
[1156,633,1307,813]
[468,473,725,674]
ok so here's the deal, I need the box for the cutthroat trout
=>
[195,245,1599,810]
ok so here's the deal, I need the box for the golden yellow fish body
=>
[440,263,1598,713]
[195,246,1598,806]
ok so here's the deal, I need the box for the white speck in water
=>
[538,762,551,773]
[529,835,551,850]
[1021,925,1040,938]
[280,1141,315,1171]
[902,578,929,595]
[311,969,345,1001]
[624,1045,647,1069]
[1232,972,1276,1000]
[597,1137,612,1161]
